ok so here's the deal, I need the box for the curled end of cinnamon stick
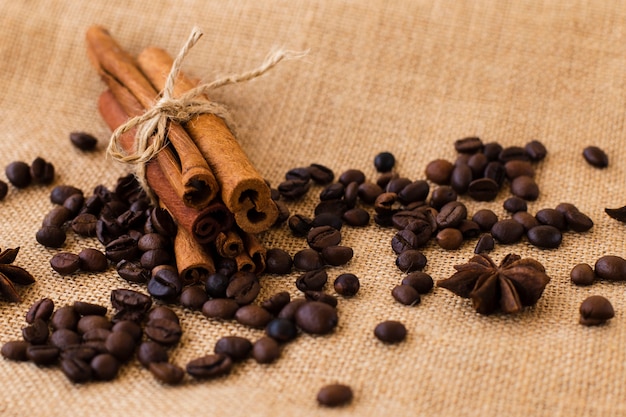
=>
[181,167,219,209]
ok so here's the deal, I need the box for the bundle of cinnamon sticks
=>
[86,26,278,280]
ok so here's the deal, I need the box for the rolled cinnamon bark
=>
[136,47,279,234]
[98,89,232,244]
[215,230,244,259]
[86,25,218,210]
[242,232,267,275]
[173,225,215,286]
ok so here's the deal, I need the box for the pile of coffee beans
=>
[1,156,55,200]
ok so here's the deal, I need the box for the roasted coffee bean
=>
[385,177,412,195]
[50,252,80,275]
[278,179,310,199]
[397,180,429,204]
[510,175,539,200]
[490,219,524,244]
[202,272,229,298]
[391,284,420,306]
[285,167,312,182]
[140,249,172,270]
[116,260,150,284]
[110,289,152,315]
[391,210,424,230]
[293,248,325,271]
[317,383,354,407]
[498,146,528,162]
[50,185,83,205]
[25,345,59,365]
[105,235,139,263]
[471,209,498,231]
[252,336,281,364]
[235,304,273,329]
[482,142,503,160]
[70,131,98,151]
[570,263,596,286]
[338,169,365,186]
[474,234,495,254]
[436,228,463,250]
[273,200,290,225]
[525,140,547,161]
[112,320,142,343]
[36,226,66,248]
[288,214,314,237]
[373,192,399,216]
[42,206,72,228]
[594,255,626,281]
[71,213,98,237]
[304,291,338,308]
[5,161,31,188]
[202,299,240,319]
[467,178,499,201]
[77,315,112,334]
[137,341,169,367]
[467,153,488,178]
[179,286,208,310]
[458,219,480,239]
[51,328,82,351]
[374,213,394,227]
[483,161,506,187]
[226,272,260,305]
[376,172,398,189]
[401,272,434,294]
[342,207,370,227]
[296,269,328,292]
[430,185,457,209]
[436,201,467,229]
[374,151,395,172]
[214,336,253,362]
[357,182,384,204]
[51,306,80,331]
[503,196,527,213]
[187,353,233,379]
[333,273,360,297]
[527,225,562,249]
[454,136,483,153]
[78,248,108,272]
[149,362,185,385]
[61,357,93,383]
[22,319,49,345]
[321,245,354,266]
[374,320,407,343]
[61,344,98,362]
[535,208,566,230]
[82,328,111,351]
[105,330,136,361]
[148,306,180,324]
[137,233,170,252]
[1,340,30,361]
[391,229,419,254]
[580,295,614,326]
[450,163,473,194]
[319,183,345,201]
[90,353,120,381]
[277,298,307,321]
[311,213,343,231]
[81,194,103,216]
[582,146,608,168]
[343,181,359,208]
[308,163,335,184]
[73,301,107,317]
[425,159,453,184]
[149,207,177,237]
[26,298,55,324]
[395,250,427,273]
[504,160,534,180]
[62,193,84,215]
[0,180,7,200]
[314,199,348,217]
[257,293,290,317]
[145,318,182,346]
[294,301,338,334]
[556,203,594,232]
[148,266,182,300]
[512,211,540,231]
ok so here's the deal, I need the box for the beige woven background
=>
[2,1,626,415]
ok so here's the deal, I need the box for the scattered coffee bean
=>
[579,295,614,326]
[147,266,182,300]
[51,306,80,331]
[503,196,527,213]
[294,301,338,334]
[474,234,495,254]
[524,140,547,161]
[252,336,281,364]
[395,250,427,273]
[77,315,112,334]
[321,245,353,266]
[391,285,420,306]
[1,340,30,361]
[149,362,185,385]
[226,271,260,305]
[374,320,407,343]
[425,159,453,184]
[260,291,291,315]
[179,286,208,310]
[490,219,524,244]
[70,132,98,151]
[293,248,325,271]
[50,252,81,275]
[214,336,253,362]
[186,353,232,379]
[374,151,395,172]
[78,248,108,272]
[137,341,169,368]
[510,175,539,200]
[202,298,240,320]
[105,330,136,362]
[512,211,540,231]
[235,304,273,329]
[317,383,353,407]
[401,272,434,294]
[90,353,120,381]
[594,255,626,281]
[30,157,55,184]
[296,269,328,292]
[61,357,93,383]
[472,209,498,231]
[5,161,32,188]
[436,228,463,250]
[582,146,608,168]
[467,178,499,201]
[36,226,66,248]
[570,263,596,286]
[266,318,299,343]
[527,225,562,249]
[333,273,360,297]
[25,298,55,323]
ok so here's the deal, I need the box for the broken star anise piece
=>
[437,253,550,315]
[0,247,36,303]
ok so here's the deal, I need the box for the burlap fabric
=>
[2,1,626,415]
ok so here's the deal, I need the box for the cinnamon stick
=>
[136,47,279,234]
[173,225,215,286]
[98,89,232,244]
[215,230,244,258]
[86,25,219,210]
[242,231,267,274]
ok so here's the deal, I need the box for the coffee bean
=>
[503,197,527,213]
[82,328,111,352]
[1,340,30,361]
[430,185,457,209]
[304,291,338,308]
[77,315,112,335]
[148,266,182,300]
[345,183,361,209]
[338,169,365,186]
[385,177,412,195]
[42,206,72,228]
[467,178,499,201]
[50,185,84,205]
[145,318,182,346]
[105,330,136,361]
[436,201,467,229]
[570,263,596,286]
[202,299,240,319]
[296,269,328,292]
[26,344,59,365]
[467,153,488,178]
[71,213,98,237]
[535,208,566,230]
[342,208,370,227]
[115,260,150,284]
[490,219,524,244]
[425,159,453,184]
[226,271,260,305]
[60,344,98,362]
[265,318,299,343]
[483,142,503,160]
[374,320,407,343]
[294,301,338,334]
[374,151,395,172]
[293,248,325,271]
[391,210,425,230]
[356,182,383,205]
[321,245,354,266]
[471,209,498,231]
[333,273,360,297]
[112,320,142,343]
[278,179,310,199]
[397,180,429,204]
[90,353,120,380]
[179,286,208,310]
[527,225,562,249]
[148,306,180,324]
[140,249,172,270]
[110,289,152,316]
[73,301,107,317]
[525,140,547,161]
[483,161,506,187]
[26,298,54,324]
[504,160,535,179]
[512,211,540,231]
[594,255,626,281]
[252,336,281,364]
[51,306,80,331]
[285,167,312,182]
[454,136,483,153]
[214,336,253,362]
[307,225,342,251]
[436,228,463,250]
[391,229,419,254]
[277,298,307,321]
[510,175,539,200]
[499,146,528,162]
[311,213,343,231]
[61,357,93,383]
[260,291,291,315]
[582,146,608,168]
[49,252,80,275]
[391,285,420,306]
[149,362,185,385]
[395,250,427,273]
[557,203,594,232]
[401,272,434,294]
[5,161,31,188]
[137,341,169,368]
[474,234,495,254]
[36,226,66,248]
[308,163,335,185]
[288,214,313,237]
[319,183,345,201]
[235,304,273,329]
[78,248,108,272]
[317,384,353,407]
[0,180,7,200]
[186,354,233,379]
[580,295,614,326]
[450,163,473,194]
[70,131,98,151]
[62,193,83,215]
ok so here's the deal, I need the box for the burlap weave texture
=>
[2,1,626,416]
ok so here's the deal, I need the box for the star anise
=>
[437,253,550,315]
[0,247,36,303]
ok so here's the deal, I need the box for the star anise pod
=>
[437,253,550,315]
[0,247,36,303]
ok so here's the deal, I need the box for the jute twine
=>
[106,26,307,195]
